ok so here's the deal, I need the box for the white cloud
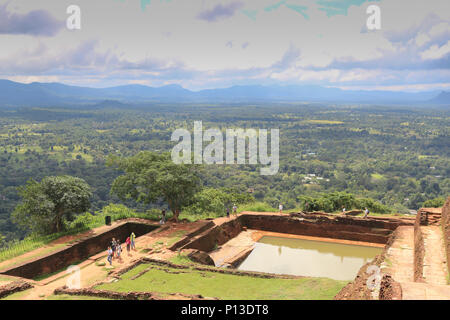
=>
[415,33,431,47]
[0,0,449,90]
[420,40,450,60]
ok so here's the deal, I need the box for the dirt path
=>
[400,281,450,300]
[385,226,415,283]
[421,226,448,285]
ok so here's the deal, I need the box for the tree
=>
[186,188,254,214]
[12,176,92,234]
[422,197,445,208]
[109,152,201,222]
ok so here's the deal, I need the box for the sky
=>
[0,0,449,91]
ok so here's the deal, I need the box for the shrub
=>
[185,188,255,215]
[298,192,391,213]
[422,197,445,208]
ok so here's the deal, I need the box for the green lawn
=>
[95,263,347,300]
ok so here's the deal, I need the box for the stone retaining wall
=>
[184,214,403,253]
[184,218,244,252]
[241,214,398,244]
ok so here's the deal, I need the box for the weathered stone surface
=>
[379,274,402,300]
[0,280,33,299]
[186,250,215,266]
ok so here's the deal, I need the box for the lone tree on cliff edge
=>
[109,151,201,222]
[12,175,92,234]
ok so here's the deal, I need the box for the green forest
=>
[0,103,448,242]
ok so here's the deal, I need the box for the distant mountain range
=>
[0,79,448,107]
[430,91,450,104]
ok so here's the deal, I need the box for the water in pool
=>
[238,236,382,281]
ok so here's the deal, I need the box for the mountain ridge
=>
[0,79,446,107]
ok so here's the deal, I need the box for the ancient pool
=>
[238,236,383,281]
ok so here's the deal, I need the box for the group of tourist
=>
[107,232,136,265]
[225,204,238,218]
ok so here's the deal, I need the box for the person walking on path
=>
[126,236,131,256]
[363,207,370,218]
[130,232,136,251]
[226,207,230,218]
[279,203,283,213]
[160,209,166,225]
[116,240,122,262]
[107,246,113,266]
[232,204,238,216]
[110,238,116,260]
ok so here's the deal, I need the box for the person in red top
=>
[126,236,131,256]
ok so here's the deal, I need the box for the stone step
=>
[421,226,448,286]
[401,281,450,300]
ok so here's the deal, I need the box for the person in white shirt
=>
[363,207,370,218]
[279,203,283,213]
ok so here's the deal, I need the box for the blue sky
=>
[0,0,449,92]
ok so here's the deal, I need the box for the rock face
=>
[379,274,402,300]
[186,250,215,266]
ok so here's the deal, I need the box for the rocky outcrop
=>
[379,274,402,300]
[183,249,215,266]
[0,280,33,299]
